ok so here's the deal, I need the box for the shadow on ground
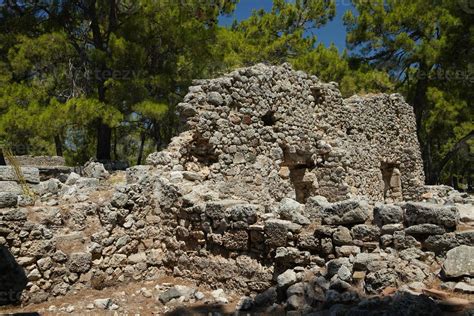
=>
[165,290,473,316]
[0,246,28,307]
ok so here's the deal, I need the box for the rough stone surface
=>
[0,167,40,184]
[403,202,459,228]
[67,253,92,274]
[1,64,472,316]
[373,204,404,226]
[83,161,110,179]
[320,199,369,225]
[0,192,18,208]
[443,246,474,278]
[277,269,297,288]
[0,181,22,194]
[172,63,424,204]
[159,285,195,304]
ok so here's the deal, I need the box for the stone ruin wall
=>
[161,63,424,205]
[1,164,471,306]
[2,65,471,311]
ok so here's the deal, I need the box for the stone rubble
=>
[0,64,473,314]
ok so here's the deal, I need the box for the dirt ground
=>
[0,275,243,316]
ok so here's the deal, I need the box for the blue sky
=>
[219,0,355,52]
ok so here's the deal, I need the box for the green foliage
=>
[214,0,335,68]
[0,0,238,164]
[345,0,473,185]
[0,0,470,187]
[292,44,394,97]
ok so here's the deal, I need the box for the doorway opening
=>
[281,145,317,203]
[381,162,402,201]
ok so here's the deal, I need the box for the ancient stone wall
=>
[0,165,471,305]
[1,65,471,313]
[149,63,424,204]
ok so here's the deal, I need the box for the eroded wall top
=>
[148,63,425,203]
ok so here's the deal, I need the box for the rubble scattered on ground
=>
[0,64,473,315]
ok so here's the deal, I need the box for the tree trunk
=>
[54,135,63,156]
[412,65,430,183]
[95,76,112,160]
[153,120,162,151]
[97,122,112,161]
[0,149,5,165]
[87,0,113,161]
[434,130,474,184]
[137,131,146,165]
[113,128,118,160]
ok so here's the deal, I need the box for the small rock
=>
[0,192,18,208]
[208,92,224,106]
[159,285,195,304]
[67,252,92,273]
[94,298,111,310]
[405,224,446,235]
[278,198,310,225]
[277,269,297,288]
[141,288,153,298]
[254,287,277,307]
[83,161,109,179]
[327,258,352,278]
[408,282,426,291]
[65,172,80,185]
[236,296,253,311]
[333,226,352,246]
[211,289,228,304]
[337,265,352,282]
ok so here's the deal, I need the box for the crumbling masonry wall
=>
[149,63,424,204]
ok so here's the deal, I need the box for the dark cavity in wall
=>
[281,145,317,203]
[261,111,277,126]
[189,134,218,166]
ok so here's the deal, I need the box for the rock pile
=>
[0,64,472,314]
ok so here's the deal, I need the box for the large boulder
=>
[402,202,459,228]
[443,245,474,278]
[373,204,404,226]
[320,199,369,226]
[278,198,310,225]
